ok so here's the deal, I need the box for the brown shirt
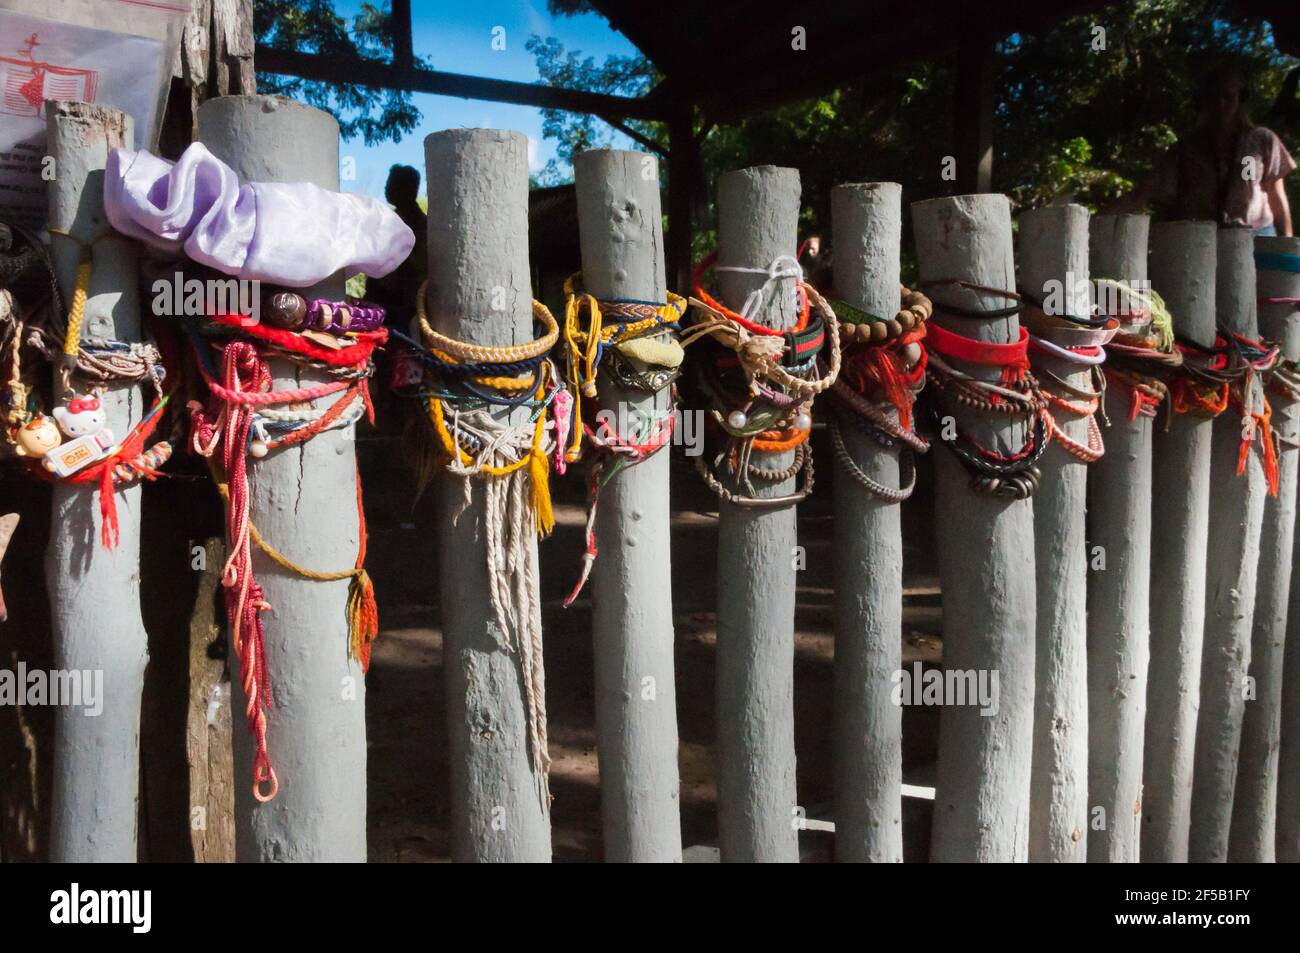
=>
[1155,125,1296,228]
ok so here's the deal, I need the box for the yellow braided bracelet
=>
[416,279,559,364]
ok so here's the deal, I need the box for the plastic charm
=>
[44,395,115,477]
[13,415,62,459]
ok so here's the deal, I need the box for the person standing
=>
[1117,64,1295,236]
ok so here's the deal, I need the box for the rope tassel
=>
[193,336,384,801]
[347,568,379,671]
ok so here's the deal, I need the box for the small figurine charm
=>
[0,512,18,622]
[12,415,62,459]
[551,387,573,475]
[44,394,116,477]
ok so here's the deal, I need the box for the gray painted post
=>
[714,165,801,863]
[425,129,551,863]
[197,95,366,862]
[1229,235,1300,861]
[1274,238,1300,862]
[1020,204,1091,863]
[1190,226,1265,862]
[572,148,682,862]
[1143,220,1217,862]
[1085,213,1151,863]
[912,194,1036,863]
[46,103,146,863]
[828,182,904,863]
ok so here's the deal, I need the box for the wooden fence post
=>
[1020,204,1091,863]
[1229,234,1300,861]
[714,165,802,863]
[425,128,552,863]
[572,148,682,862]
[827,182,906,863]
[1189,225,1266,862]
[912,193,1035,863]
[46,102,146,863]
[1272,236,1300,863]
[1143,220,1217,862]
[197,95,367,861]
[1085,213,1151,863]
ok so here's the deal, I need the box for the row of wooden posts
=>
[31,95,1300,862]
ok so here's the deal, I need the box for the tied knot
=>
[187,398,220,456]
[715,254,804,325]
[224,339,272,396]
[738,331,785,366]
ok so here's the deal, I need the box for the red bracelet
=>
[926,321,1029,368]
[693,252,810,336]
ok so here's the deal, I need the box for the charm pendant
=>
[44,394,115,476]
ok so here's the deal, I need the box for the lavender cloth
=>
[104,142,416,287]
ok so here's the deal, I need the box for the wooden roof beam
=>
[255,46,670,121]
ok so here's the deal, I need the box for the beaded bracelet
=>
[921,298,1050,496]
[829,412,918,503]
[832,286,932,344]
[265,292,387,334]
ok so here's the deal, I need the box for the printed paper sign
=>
[0,8,165,230]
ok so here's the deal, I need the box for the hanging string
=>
[401,282,564,803]
[559,273,683,604]
[921,283,1048,498]
[188,315,384,802]
[828,285,931,502]
[3,232,176,547]
[1020,295,1115,465]
[685,255,840,506]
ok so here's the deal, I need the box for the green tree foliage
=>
[997,0,1297,209]
[526,34,660,185]
[255,1,423,145]
[531,0,1298,241]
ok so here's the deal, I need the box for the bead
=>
[900,311,915,331]
[249,440,269,458]
[267,292,307,329]
[794,412,812,431]
[901,342,923,367]
[728,409,749,429]
[870,320,888,342]
[887,319,903,337]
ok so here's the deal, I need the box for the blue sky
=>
[324,0,642,200]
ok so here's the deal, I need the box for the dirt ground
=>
[0,408,944,862]
[357,420,945,862]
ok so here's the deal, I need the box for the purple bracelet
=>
[265,292,386,333]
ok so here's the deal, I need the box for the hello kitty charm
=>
[44,395,116,477]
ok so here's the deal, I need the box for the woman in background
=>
[1118,64,1294,236]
